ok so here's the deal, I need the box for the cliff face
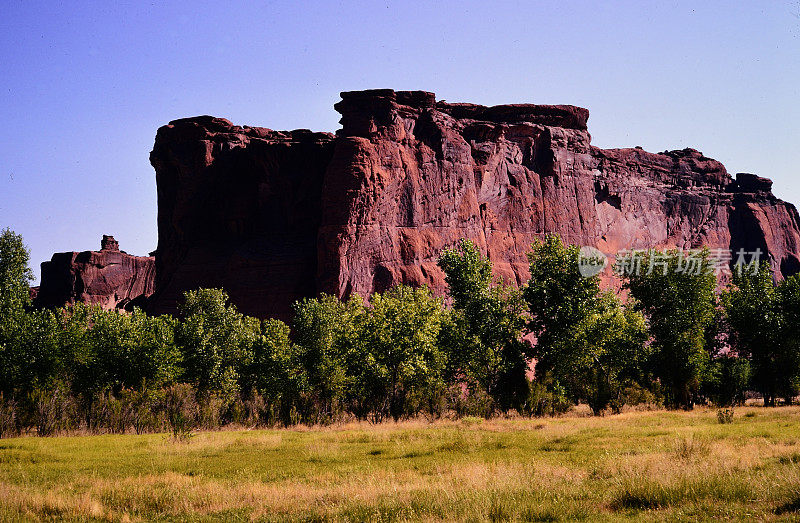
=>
[315,92,800,299]
[146,117,336,318]
[35,236,155,310]
[146,90,800,320]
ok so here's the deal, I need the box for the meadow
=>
[2,406,800,521]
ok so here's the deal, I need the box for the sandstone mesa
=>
[34,90,800,320]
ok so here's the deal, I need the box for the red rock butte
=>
[34,235,154,311]
[36,90,800,320]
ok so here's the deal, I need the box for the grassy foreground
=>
[2,407,800,521]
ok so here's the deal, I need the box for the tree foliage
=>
[4,224,800,434]
[438,239,530,413]
[524,235,648,414]
[175,288,260,401]
[356,285,445,421]
[622,249,717,409]
[723,263,800,405]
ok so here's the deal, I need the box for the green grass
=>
[2,406,800,521]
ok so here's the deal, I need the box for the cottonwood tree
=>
[0,228,35,394]
[723,263,800,405]
[355,285,445,421]
[244,317,296,424]
[438,239,530,414]
[777,275,800,403]
[621,248,717,410]
[175,288,260,402]
[566,292,649,414]
[0,228,33,317]
[524,235,647,414]
[291,293,365,422]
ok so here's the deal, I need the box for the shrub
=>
[717,407,735,424]
[163,384,198,440]
[460,416,484,426]
[674,435,710,460]
[525,378,571,417]
[0,393,19,438]
[30,383,77,437]
[87,388,132,434]
[122,387,164,434]
[197,392,227,429]
[447,384,494,419]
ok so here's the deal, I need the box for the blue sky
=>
[1,1,798,282]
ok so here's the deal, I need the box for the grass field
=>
[2,407,800,521]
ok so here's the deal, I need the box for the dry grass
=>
[2,406,800,521]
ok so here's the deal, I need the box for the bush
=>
[197,392,227,429]
[228,392,270,427]
[163,384,198,440]
[717,407,735,424]
[87,388,132,434]
[30,383,77,437]
[611,383,659,413]
[525,379,571,417]
[0,393,19,438]
[122,387,164,434]
[447,384,495,419]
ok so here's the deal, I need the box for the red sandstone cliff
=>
[147,117,335,319]
[145,90,800,320]
[35,235,155,310]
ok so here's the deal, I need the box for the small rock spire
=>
[101,235,119,251]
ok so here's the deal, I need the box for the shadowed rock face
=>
[146,117,336,319]
[35,236,155,310]
[139,90,799,319]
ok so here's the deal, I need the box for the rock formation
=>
[146,89,800,320]
[147,118,336,319]
[35,236,155,310]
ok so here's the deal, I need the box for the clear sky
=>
[1,1,798,282]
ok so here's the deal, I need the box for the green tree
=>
[243,318,297,424]
[721,262,783,404]
[175,288,260,401]
[725,266,800,405]
[702,354,751,407]
[523,235,601,407]
[0,228,35,392]
[621,248,717,409]
[76,307,179,394]
[567,293,649,414]
[2,308,62,396]
[777,274,800,403]
[356,285,445,421]
[291,294,365,422]
[524,235,647,414]
[438,239,530,414]
[0,228,33,317]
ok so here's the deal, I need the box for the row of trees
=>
[1,227,799,436]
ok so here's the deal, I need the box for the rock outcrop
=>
[147,89,800,320]
[35,236,155,310]
[147,118,336,319]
